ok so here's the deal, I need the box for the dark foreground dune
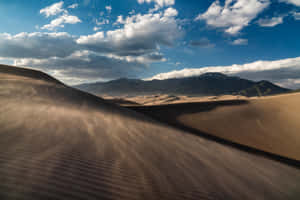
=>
[0,65,300,200]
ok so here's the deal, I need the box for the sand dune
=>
[120,94,246,106]
[0,65,300,200]
[129,93,300,162]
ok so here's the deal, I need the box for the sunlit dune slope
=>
[130,93,300,162]
[0,65,300,200]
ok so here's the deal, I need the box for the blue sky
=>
[0,0,300,88]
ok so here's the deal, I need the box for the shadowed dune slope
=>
[129,94,300,162]
[0,65,300,200]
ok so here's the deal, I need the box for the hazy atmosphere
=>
[0,0,300,88]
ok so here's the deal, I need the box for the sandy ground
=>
[129,93,300,162]
[101,94,247,106]
[0,65,300,200]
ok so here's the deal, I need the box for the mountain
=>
[76,73,290,97]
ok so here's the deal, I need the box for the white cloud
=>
[137,0,175,8]
[0,32,77,59]
[232,38,248,45]
[40,1,65,17]
[68,3,78,9]
[105,5,112,13]
[0,6,182,84]
[280,0,300,6]
[77,32,105,44]
[196,0,270,35]
[40,2,81,31]
[258,16,284,27]
[147,56,300,89]
[114,15,125,25]
[164,7,178,17]
[2,6,182,84]
[93,27,101,31]
[132,52,166,63]
[93,18,109,32]
[96,19,109,26]
[292,12,300,20]
[14,50,147,85]
[77,8,182,57]
[41,14,81,30]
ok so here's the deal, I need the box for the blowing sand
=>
[0,65,300,200]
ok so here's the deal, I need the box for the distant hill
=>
[76,73,290,97]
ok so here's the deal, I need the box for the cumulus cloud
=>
[96,19,110,26]
[231,38,248,45]
[40,2,81,31]
[280,0,300,6]
[105,5,112,13]
[114,15,125,25]
[77,8,182,57]
[137,0,175,8]
[93,18,110,32]
[40,1,65,17]
[77,32,105,44]
[292,12,300,20]
[93,27,101,31]
[132,52,166,63]
[147,56,300,89]
[164,7,178,17]
[68,3,79,9]
[0,6,181,84]
[14,50,147,85]
[0,32,77,59]
[41,14,81,30]
[196,0,270,35]
[0,30,165,84]
[258,16,284,27]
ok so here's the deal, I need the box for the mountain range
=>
[76,73,290,97]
